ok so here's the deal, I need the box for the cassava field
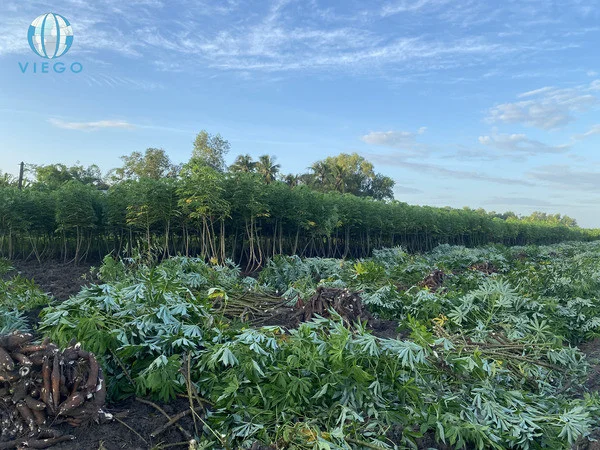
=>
[0,242,599,450]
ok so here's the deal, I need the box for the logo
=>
[20,13,82,74]
[28,13,74,59]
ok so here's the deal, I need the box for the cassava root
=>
[0,331,111,449]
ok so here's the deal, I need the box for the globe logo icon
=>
[28,13,74,59]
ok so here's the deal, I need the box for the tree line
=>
[0,130,596,268]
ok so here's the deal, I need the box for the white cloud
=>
[380,0,449,17]
[48,118,135,131]
[0,0,518,76]
[361,127,429,155]
[573,124,600,140]
[487,80,600,130]
[2,0,594,81]
[478,133,569,154]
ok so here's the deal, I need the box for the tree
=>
[229,154,256,173]
[0,171,16,187]
[309,160,333,186]
[31,163,107,189]
[192,130,230,172]
[255,155,280,184]
[306,153,394,199]
[524,211,578,228]
[283,174,301,187]
[114,148,179,181]
[365,173,395,200]
[54,181,98,263]
[178,160,230,261]
[126,178,179,259]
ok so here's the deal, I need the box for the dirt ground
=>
[53,398,197,450]
[580,338,600,393]
[10,259,94,301]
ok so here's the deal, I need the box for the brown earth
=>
[9,259,95,301]
[580,338,600,393]
[52,397,197,450]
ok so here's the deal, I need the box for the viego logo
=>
[20,13,83,74]
[28,13,73,59]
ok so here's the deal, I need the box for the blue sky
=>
[1,0,600,227]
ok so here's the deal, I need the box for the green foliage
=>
[0,258,13,275]
[0,309,29,334]
[192,130,231,172]
[307,152,395,200]
[0,267,52,311]
[31,163,106,189]
[37,244,600,449]
[259,255,345,298]
[3,146,598,262]
[0,263,50,334]
[113,148,179,181]
[255,154,281,184]
[229,154,257,173]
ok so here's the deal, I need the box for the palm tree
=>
[255,155,281,184]
[0,171,16,187]
[309,160,333,188]
[283,173,300,187]
[229,154,256,173]
[331,163,349,193]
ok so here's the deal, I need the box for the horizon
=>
[1,1,599,227]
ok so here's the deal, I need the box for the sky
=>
[0,0,600,227]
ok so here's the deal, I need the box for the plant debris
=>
[0,332,110,449]
[469,261,498,274]
[294,286,372,324]
[419,269,446,292]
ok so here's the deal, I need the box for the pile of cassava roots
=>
[0,331,110,449]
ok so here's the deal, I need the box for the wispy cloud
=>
[367,154,533,186]
[48,118,135,131]
[0,0,566,77]
[529,165,600,192]
[478,132,570,154]
[487,196,554,207]
[573,124,600,140]
[487,79,600,129]
[394,185,424,194]
[380,0,449,17]
[83,74,163,90]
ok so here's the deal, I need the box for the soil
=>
[580,338,600,393]
[9,259,95,301]
[52,398,197,450]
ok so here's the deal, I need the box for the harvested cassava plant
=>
[294,286,372,324]
[214,291,287,325]
[0,331,111,449]
[419,269,446,292]
[468,261,498,274]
